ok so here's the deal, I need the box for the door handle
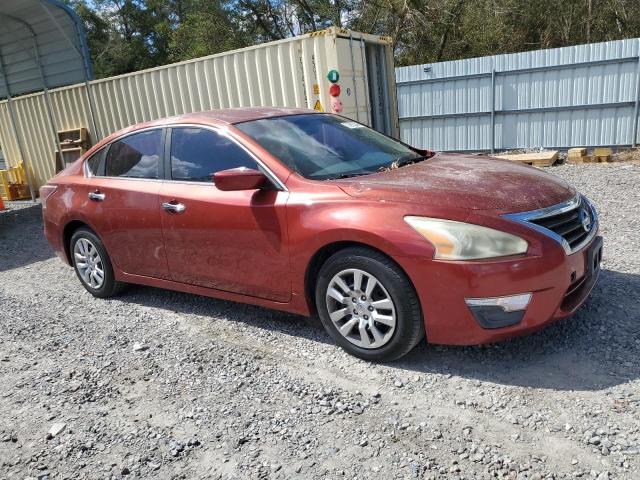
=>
[88,191,105,202]
[162,201,186,214]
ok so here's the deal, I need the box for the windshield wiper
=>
[330,155,429,179]
[380,154,429,172]
[331,172,369,180]
[397,154,429,167]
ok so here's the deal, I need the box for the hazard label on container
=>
[313,100,324,111]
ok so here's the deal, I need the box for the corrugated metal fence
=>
[396,38,640,152]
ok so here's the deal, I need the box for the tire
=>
[70,227,124,298]
[315,246,424,362]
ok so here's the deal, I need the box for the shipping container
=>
[0,27,398,189]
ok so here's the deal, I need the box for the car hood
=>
[332,153,575,214]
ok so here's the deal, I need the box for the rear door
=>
[159,126,291,302]
[83,128,169,279]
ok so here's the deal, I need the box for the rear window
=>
[85,150,104,176]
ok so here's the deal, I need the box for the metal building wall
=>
[0,28,393,189]
[396,38,640,152]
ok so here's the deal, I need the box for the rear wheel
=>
[315,247,424,361]
[70,227,124,298]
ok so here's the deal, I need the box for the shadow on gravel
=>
[119,284,333,346]
[0,203,55,272]
[394,269,640,392]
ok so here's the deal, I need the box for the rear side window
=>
[105,130,162,179]
[170,128,256,182]
[85,149,104,176]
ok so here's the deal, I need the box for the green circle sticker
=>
[327,70,339,83]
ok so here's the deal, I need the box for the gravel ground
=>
[1,162,639,480]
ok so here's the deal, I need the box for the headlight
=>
[404,216,528,260]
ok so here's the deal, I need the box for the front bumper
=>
[397,233,602,345]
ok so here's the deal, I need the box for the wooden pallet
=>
[567,147,587,164]
[495,151,558,167]
[568,147,612,164]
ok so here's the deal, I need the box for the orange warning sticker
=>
[313,99,324,111]
[313,83,320,95]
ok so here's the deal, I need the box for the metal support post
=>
[359,38,371,126]
[83,80,101,141]
[42,3,101,141]
[490,68,496,154]
[0,50,36,201]
[31,34,66,176]
[632,49,640,147]
[348,34,360,122]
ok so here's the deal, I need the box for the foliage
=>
[67,0,640,78]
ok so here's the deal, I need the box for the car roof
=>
[169,107,319,125]
[89,107,321,154]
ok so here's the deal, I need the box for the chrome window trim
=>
[503,194,599,255]
[87,176,165,183]
[83,159,92,177]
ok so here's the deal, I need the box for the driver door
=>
[159,126,291,302]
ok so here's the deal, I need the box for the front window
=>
[235,114,424,180]
[170,127,256,182]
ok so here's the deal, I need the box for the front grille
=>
[529,198,593,250]
[504,195,598,254]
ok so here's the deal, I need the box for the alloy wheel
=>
[325,268,396,349]
[74,238,105,289]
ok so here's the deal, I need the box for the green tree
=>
[167,1,249,61]
[69,0,640,77]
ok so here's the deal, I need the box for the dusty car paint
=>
[41,107,600,346]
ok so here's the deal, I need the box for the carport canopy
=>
[0,0,96,200]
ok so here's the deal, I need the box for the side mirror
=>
[213,167,267,191]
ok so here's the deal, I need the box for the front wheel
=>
[315,247,424,361]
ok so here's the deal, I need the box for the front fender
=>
[286,195,438,299]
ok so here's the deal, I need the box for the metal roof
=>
[0,0,94,201]
[0,0,92,99]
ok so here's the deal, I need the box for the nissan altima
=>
[40,108,602,361]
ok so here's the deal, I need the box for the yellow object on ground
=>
[0,161,31,201]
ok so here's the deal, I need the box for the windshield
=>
[235,114,424,180]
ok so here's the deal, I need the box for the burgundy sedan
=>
[40,108,602,361]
